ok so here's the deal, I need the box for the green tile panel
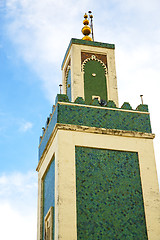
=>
[39,95,152,161]
[75,147,148,239]
[57,103,151,133]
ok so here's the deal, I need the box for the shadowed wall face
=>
[75,147,148,240]
[43,158,55,239]
[66,69,71,101]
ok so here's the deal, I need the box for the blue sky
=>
[0,0,160,239]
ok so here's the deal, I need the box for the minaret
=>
[36,13,160,240]
[62,13,118,106]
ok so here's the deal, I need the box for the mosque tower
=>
[36,13,160,240]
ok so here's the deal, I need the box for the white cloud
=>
[113,0,160,12]
[0,171,37,239]
[19,121,33,132]
[0,111,33,135]
[5,0,91,101]
[0,202,36,240]
[4,0,160,181]
[0,171,37,210]
[4,0,160,100]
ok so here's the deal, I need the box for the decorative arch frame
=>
[82,55,108,74]
[81,55,108,103]
[65,65,71,94]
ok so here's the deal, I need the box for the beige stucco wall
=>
[62,42,119,106]
[37,124,160,240]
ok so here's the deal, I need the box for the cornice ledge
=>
[56,123,155,139]
[36,123,155,171]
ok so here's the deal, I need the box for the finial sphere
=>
[84,13,88,18]
[83,19,89,25]
[81,12,93,41]
[82,25,91,35]
[82,36,93,41]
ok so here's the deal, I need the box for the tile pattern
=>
[39,95,151,160]
[91,98,100,106]
[43,158,55,239]
[55,94,69,104]
[121,102,133,110]
[136,104,149,112]
[74,97,85,104]
[106,100,117,108]
[75,147,148,240]
[58,102,151,133]
[39,107,58,160]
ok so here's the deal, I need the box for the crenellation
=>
[121,102,133,110]
[38,94,152,161]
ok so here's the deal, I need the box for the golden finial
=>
[82,13,93,41]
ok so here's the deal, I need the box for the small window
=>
[92,95,101,102]
[44,207,53,240]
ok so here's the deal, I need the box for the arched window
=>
[84,59,107,104]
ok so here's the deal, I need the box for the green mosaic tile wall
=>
[39,95,152,160]
[39,107,58,160]
[84,60,107,104]
[75,147,148,240]
[43,158,55,240]
[57,103,151,133]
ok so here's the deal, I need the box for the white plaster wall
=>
[62,42,119,106]
[57,129,160,240]
[37,125,160,240]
